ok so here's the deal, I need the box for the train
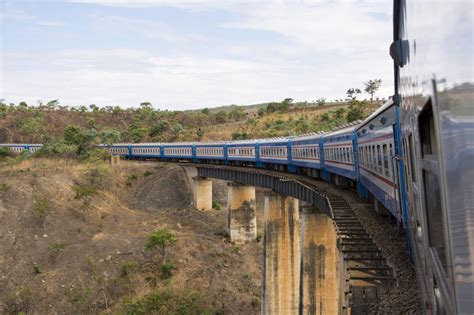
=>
[1,0,472,313]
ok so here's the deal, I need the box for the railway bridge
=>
[113,158,398,314]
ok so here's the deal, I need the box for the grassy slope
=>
[0,101,381,144]
[0,159,261,314]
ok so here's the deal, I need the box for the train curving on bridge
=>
[1,0,473,314]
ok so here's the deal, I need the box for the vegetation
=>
[121,288,215,315]
[364,79,383,103]
[121,261,139,278]
[0,82,384,147]
[145,228,177,258]
[160,261,176,279]
[0,183,10,193]
[49,243,66,259]
[212,200,221,210]
[72,184,97,220]
[2,286,32,314]
[33,196,52,228]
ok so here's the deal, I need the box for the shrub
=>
[0,183,10,193]
[34,196,52,228]
[121,261,138,278]
[145,228,177,258]
[72,184,96,220]
[127,174,138,181]
[86,148,110,162]
[121,289,211,315]
[33,263,42,274]
[3,286,32,314]
[0,146,10,158]
[49,243,66,260]
[316,97,326,106]
[64,286,93,313]
[212,200,221,210]
[143,170,153,177]
[160,261,176,279]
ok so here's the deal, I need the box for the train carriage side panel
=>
[291,134,323,170]
[356,101,400,221]
[226,142,257,163]
[322,126,357,180]
[258,139,291,166]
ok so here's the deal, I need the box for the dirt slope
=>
[0,160,261,314]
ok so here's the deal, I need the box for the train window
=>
[423,170,447,271]
[377,145,382,174]
[419,98,447,273]
[408,134,416,182]
[383,144,389,177]
[419,106,438,157]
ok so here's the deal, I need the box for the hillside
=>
[0,100,382,144]
[0,159,261,314]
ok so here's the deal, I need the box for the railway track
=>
[149,162,402,313]
[327,195,397,314]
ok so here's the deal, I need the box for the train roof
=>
[292,132,325,141]
[322,120,362,139]
[356,99,395,131]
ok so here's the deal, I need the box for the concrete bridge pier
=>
[300,206,339,315]
[262,192,300,314]
[192,176,213,211]
[226,183,257,243]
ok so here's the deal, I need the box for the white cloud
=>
[1,1,395,108]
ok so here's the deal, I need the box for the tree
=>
[201,108,210,115]
[63,125,95,155]
[316,98,326,106]
[364,79,382,103]
[145,228,177,258]
[346,88,362,100]
[149,121,168,139]
[46,99,59,111]
[170,123,183,140]
[100,129,122,145]
[73,184,96,220]
[346,99,369,122]
[89,104,99,112]
[228,107,246,121]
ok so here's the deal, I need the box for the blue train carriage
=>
[290,132,324,177]
[393,1,473,313]
[0,143,43,154]
[225,140,258,166]
[258,137,292,172]
[194,142,226,164]
[356,100,401,221]
[100,143,131,158]
[129,143,162,159]
[161,142,194,161]
[321,124,358,186]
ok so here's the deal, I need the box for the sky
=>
[0,0,394,110]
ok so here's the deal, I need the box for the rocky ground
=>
[0,159,262,314]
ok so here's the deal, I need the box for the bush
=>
[121,261,138,278]
[143,170,153,177]
[212,200,221,210]
[160,261,176,279]
[0,183,10,193]
[3,286,32,314]
[121,289,211,315]
[49,243,66,258]
[86,148,110,162]
[34,196,52,228]
[145,228,177,258]
[0,146,10,158]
